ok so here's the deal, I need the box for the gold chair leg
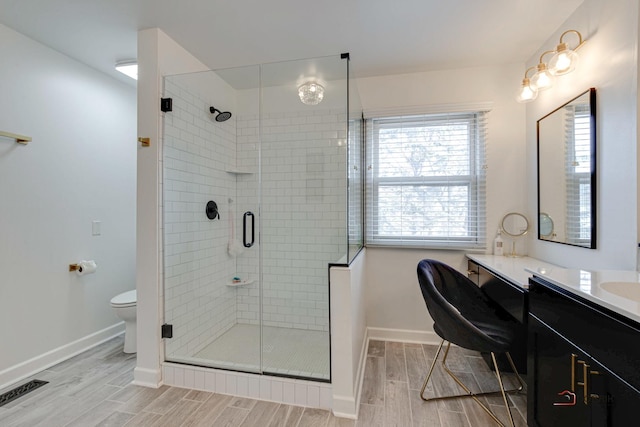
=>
[420,338,445,400]
[419,341,524,427]
[504,351,526,392]
[491,352,516,427]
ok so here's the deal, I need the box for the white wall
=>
[0,23,136,388]
[356,63,528,333]
[526,0,639,270]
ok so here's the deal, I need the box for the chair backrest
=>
[417,259,515,352]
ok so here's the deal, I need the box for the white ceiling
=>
[0,0,584,87]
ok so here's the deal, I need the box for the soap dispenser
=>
[493,229,504,256]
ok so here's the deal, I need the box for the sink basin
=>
[600,282,640,301]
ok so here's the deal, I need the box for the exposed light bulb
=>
[530,63,555,91]
[516,78,538,103]
[549,44,579,76]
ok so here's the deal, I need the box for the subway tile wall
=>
[236,110,348,331]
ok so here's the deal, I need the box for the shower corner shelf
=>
[225,168,254,175]
[227,279,256,287]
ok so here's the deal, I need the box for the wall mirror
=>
[537,88,596,248]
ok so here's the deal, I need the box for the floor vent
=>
[0,380,48,407]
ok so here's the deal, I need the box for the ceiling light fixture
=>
[516,67,538,103]
[515,29,586,102]
[548,30,585,76]
[115,60,138,80]
[298,81,324,105]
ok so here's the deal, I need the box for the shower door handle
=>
[243,211,254,248]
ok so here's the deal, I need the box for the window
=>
[565,105,591,244]
[365,111,487,248]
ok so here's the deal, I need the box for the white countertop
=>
[526,266,640,324]
[466,254,559,289]
[467,254,640,324]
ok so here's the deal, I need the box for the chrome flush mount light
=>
[115,60,138,80]
[516,29,586,103]
[298,81,324,105]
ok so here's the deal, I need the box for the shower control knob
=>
[206,201,220,220]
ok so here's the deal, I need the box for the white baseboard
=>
[0,323,125,391]
[133,367,163,388]
[366,327,440,345]
[353,328,370,415]
[331,394,358,419]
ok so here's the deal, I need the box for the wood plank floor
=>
[0,336,527,426]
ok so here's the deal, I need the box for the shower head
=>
[209,106,232,122]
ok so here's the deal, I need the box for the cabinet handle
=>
[589,370,601,402]
[577,360,587,403]
[582,362,590,404]
[570,353,578,391]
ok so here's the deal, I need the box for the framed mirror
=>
[537,88,596,248]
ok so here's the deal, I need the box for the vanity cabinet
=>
[528,277,640,427]
[467,260,528,374]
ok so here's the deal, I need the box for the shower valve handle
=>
[243,211,254,248]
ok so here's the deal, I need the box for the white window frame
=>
[365,111,487,249]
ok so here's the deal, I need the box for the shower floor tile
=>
[193,324,330,380]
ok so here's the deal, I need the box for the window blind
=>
[365,111,487,249]
[565,105,591,244]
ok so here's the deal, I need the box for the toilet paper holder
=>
[69,260,97,274]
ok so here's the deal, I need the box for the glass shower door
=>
[259,56,348,381]
[162,67,262,373]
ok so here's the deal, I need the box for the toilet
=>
[110,290,137,353]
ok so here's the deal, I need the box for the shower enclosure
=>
[161,54,362,381]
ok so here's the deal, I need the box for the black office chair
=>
[417,259,525,427]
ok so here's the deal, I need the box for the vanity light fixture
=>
[515,29,586,102]
[298,81,324,105]
[115,60,138,80]
[548,30,585,76]
[530,51,556,91]
[516,66,538,103]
